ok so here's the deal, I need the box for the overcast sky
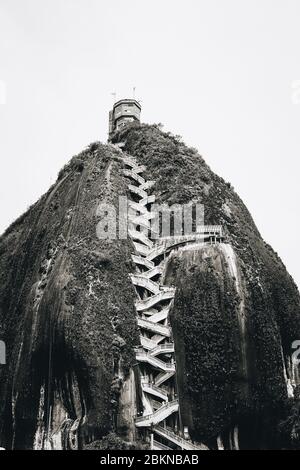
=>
[0,0,300,288]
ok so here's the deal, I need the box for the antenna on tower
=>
[111,92,116,103]
[133,87,136,100]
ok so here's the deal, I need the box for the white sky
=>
[0,0,300,288]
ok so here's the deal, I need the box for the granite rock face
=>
[0,124,299,449]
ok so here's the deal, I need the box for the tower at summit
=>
[108,99,141,139]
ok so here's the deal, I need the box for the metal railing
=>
[123,169,145,185]
[150,343,174,356]
[135,399,179,423]
[128,184,148,199]
[130,274,160,294]
[155,370,176,386]
[136,351,175,371]
[154,425,208,450]
[152,439,171,450]
[135,290,175,312]
[141,381,168,399]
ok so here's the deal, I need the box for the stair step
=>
[142,265,164,279]
[149,342,174,356]
[133,242,150,257]
[129,228,153,248]
[131,255,154,269]
[140,195,156,206]
[148,308,169,323]
[128,184,148,199]
[140,336,158,350]
[137,318,171,337]
[135,290,175,312]
[130,275,160,295]
[154,425,209,451]
[155,371,175,387]
[123,169,145,185]
[146,245,166,261]
[136,350,175,371]
[135,400,179,427]
[141,382,168,401]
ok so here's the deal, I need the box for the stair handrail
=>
[135,350,175,370]
[150,343,174,353]
[142,381,168,397]
[135,399,179,423]
[154,425,206,450]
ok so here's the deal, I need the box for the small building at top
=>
[108,99,141,139]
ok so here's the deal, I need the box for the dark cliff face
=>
[114,124,300,449]
[0,145,140,449]
[0,123,300,449]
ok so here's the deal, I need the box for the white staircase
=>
[135,349,175,371]
[137,318,171,337]
[149,342,175,356]
[135,289,175,312]
[135,400,179,427]
[153,425,209,451]
[141,382,169,401]
[155,370,176,386]
[119,149,210,451]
